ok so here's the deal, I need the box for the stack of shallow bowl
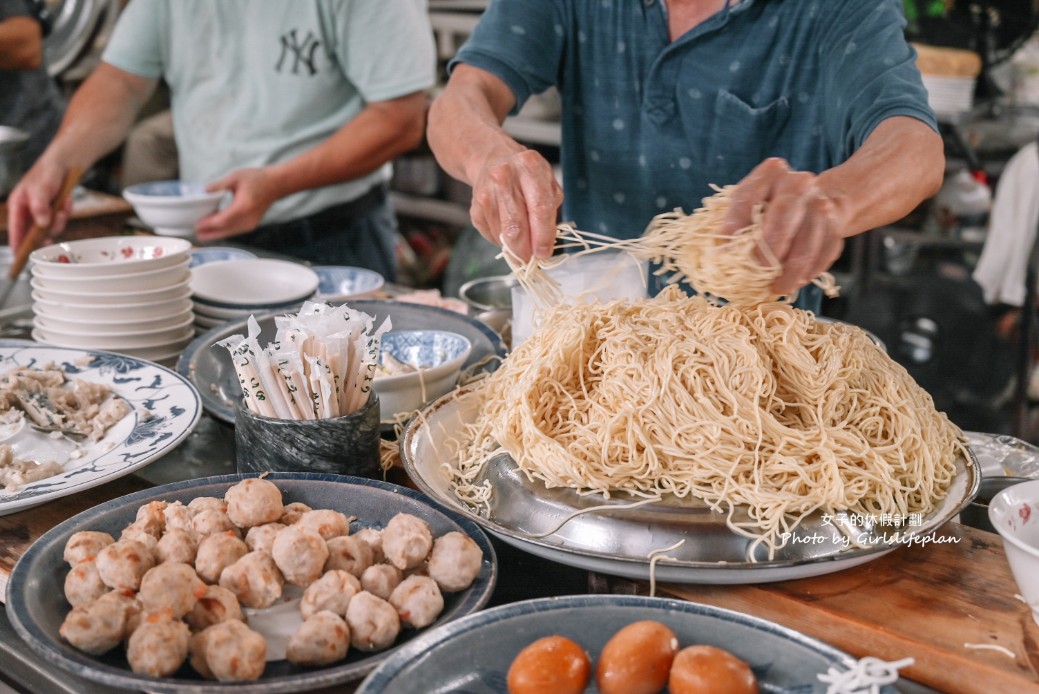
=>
[29,236,194,364]
[190,258,320,331]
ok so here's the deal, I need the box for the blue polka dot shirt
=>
[451,0,938,241]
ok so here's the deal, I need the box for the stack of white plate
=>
[29,236,195,364]
[190,258,320,331]
[922,74,976,119]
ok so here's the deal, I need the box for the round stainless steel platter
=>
[401,383,980,584]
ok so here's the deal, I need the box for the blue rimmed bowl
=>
[375,330,472,424]
[313,265,385,303]
[123,180,226,238]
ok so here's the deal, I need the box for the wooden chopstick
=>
[7,166,83,281]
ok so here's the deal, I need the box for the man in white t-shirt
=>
[6,0,435,281]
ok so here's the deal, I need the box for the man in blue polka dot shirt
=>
[427,0,942,311]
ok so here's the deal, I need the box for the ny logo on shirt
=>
[276,29,320,76]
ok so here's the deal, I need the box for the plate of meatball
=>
[5,472,497,693]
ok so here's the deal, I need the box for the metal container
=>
[0,126,29,199]
[960,476,1030,534]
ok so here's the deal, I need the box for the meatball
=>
[188,496,227,515]
[96,589,143,643]
[96,539,155,591]
[244,522,286,556]
[219,551,285,609]
[155,528,198,565]
[287,611,350,666]
[300,569,360,620]
[271,525,329,587]
[191,619,267,682]
[59,597,128,655]
[382,513,433,571]
[360,564,403,601]
[132,500,168,538]
[187,584,245,630]
[345,591,400,652]
[353,527,385,564]
[225,477,284,528]
[389,575,444,629]
[192,509,240,539]
[126,611,191,677]
[428,531,483,592]
[295,509,351,541]
[63,530,114,566]
[195,531,249,584]
[324,535,373,578]
[119,522,159,553]
[64,558,108,607]
[139,562,206,617]
[163,500,196,535]
[279,501,312,525]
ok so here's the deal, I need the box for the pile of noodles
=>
[449,188,965,554]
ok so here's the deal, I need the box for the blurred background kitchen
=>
[4,0,1039,442]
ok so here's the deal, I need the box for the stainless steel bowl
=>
[458,275,517,312]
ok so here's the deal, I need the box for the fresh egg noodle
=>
[451,287,964,555]
[501,185,837,308]
[452,187,965,557]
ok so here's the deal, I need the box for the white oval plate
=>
[0,340,202,515]
[401,383,980,585]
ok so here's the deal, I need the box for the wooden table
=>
[591,521,1039,693]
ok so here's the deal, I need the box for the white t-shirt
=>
[104,0,435,224]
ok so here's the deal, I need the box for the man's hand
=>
[194,168,280,241]
[469,148,562,262]
[5,159,74,250]
[722,158,847,297]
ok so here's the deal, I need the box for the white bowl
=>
[989,478,1039,625]
[123,181,226,237]
[313,265,385,302]
[193,312,230,329]
[31,257,190,293]
[31,279,191,307]
[191,300,258,320]
[33,295,193,323]
[33,320,196,350]
[374,330,472,423]
[30,236,192,277]
[33,307,194,335]
[190,259,319,308]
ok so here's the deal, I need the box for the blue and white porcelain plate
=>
[0,340,202,516]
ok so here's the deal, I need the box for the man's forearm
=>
[39,63,156,172]
[427,65,525,186]
[818,116,945,238]
[264,92,428,199]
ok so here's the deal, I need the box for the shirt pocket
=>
[698,90,793,185]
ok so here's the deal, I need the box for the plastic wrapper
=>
[219,301,391,420]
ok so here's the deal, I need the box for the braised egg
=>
[669,644,759,694]
[506,634,590,694]
[595,620,679,694]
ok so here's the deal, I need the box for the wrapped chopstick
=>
[219,301,391,420]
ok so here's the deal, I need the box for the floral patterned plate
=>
[0,340,202,516]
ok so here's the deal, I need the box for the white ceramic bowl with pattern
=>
[30,235,192,277]
[374,330,472,424]
[123,181,226,237]
[989,478,1039,626]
